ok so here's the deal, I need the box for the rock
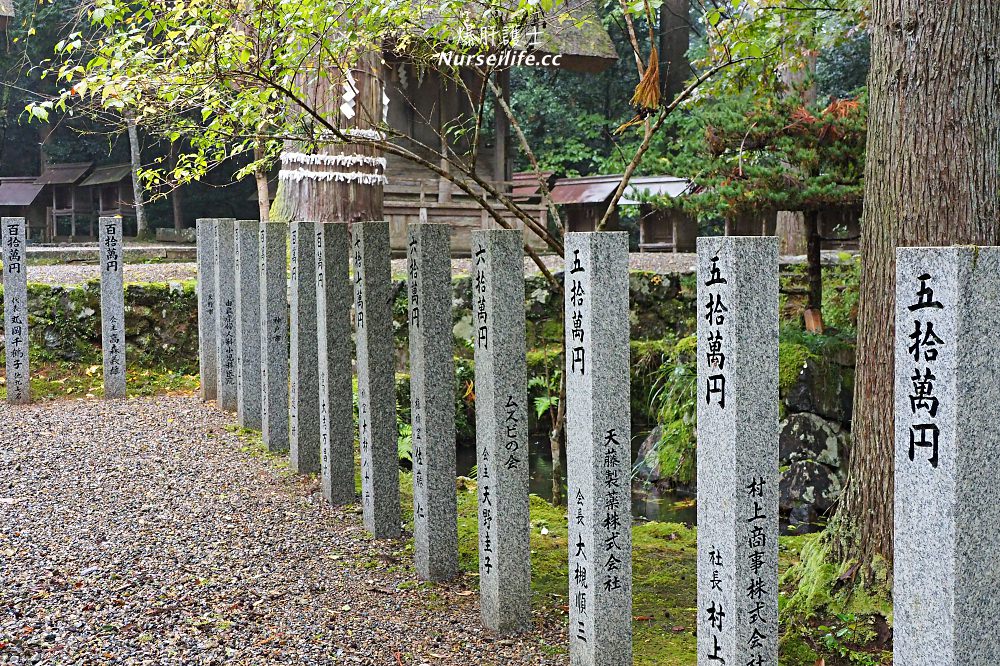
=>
[779,413,848,468]
[780,459,842,515]
[787,504,820,534]
[632,425,663,483]
[784,358,854,425]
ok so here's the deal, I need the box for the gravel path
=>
[0,396,566,665]
[25,263,199,286]
[22,250,854,285]
[26,253,698,286]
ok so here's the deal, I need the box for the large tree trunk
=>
[127,115,150,239]
[658,0,689,103]
[271,51,384,224]
[831,1,1000,573]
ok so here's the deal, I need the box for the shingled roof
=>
[528,0,618,72]
[407,0,617,73]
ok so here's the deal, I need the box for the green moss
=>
[778,633,820,664]
[777,530,893,665]
[654,432,696,487]
[779,341,816,393]
[0,361,198,401]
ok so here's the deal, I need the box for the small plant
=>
[814,613,883,666]
[397,421,413,463]
[529,373,561,420]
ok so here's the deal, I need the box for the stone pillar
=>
[353,221,401,539]
[471,228,530,631]
[894,247,1000,666]
[235,220,262,430]
[564,231,632,665]
[195,218,218,401]
[1,217,30,404]
[407,223,459,581]
[259,222,289,453]
[316,222,355,504]
[99,216,126,400]
[215,218,238,411]
[290,220,320,474]
[696,236,779,666]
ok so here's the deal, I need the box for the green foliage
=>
[778,339,816,394]
[644,90,866,221]
[34,0,626,190]
[821,254,861,333]
[814,613,885,666]
[639,334,697,487]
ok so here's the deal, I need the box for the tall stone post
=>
[353,221,401,538]
[565,231,632,666]
[894,247,1000,666]
[99,216,126,400]
[471,228,531,632]
[290,220,321,473]
[316,222,355,504]
[1,217,30,404]
[407,223,459,580]
[215,218,238,411]
[195,218,218,401]
[235,220,262,429]
[696,236,779,666]
[260,222,289,452]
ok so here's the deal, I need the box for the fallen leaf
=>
[634,615,654,621]
[456,591,474,597]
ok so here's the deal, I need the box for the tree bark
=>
[831,0,1000,573]
[169,142,184,231]
[804,209,822,311]
[658,0,690,104]
[271,52,384,225]
[127,115,150,239]
[775,211,807,254]
[254,139,271,222]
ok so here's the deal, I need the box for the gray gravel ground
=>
[0,396,567,665]
[21,249,852,285]
[23,263,199,286]
[25,253,698,286]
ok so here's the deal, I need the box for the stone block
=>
[471,228,531,631]
[99,216,126,400]
[407,223,459,581]
[696,236,779,666]
[565,231,632,665]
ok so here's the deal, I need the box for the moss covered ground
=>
[397,469,891,665]
[0,361,198,401]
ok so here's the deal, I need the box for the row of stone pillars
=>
[189,222,1000,666]
[2,215,127,404]
[0,211,993,664]
[692,238,1000,666]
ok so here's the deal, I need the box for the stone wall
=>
[0,270,694,388]
[778,345,854,531]
[0,280,199,372]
